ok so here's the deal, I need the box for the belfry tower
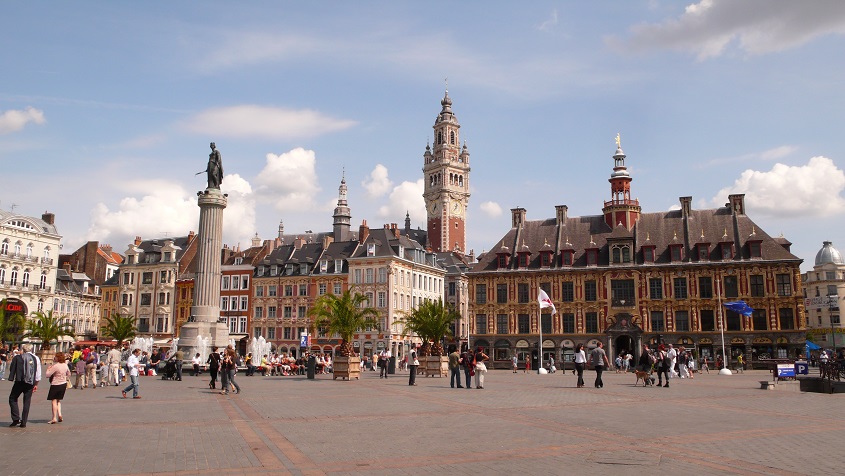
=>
[602,134,641,230]
[423,89,471,253]
[332,173,352,242]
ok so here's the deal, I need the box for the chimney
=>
[390,223,400,239]
[294,236,306,250]
[679,196,692,218]
[511,208,526,228]
[555,205,568,225]
[42,212,55,225]
[322,235,334,248]
[63,262,72,273]
[359,220,370,244]
[134,236,142,246]
[100,244,112,256]
[728,194,745,215]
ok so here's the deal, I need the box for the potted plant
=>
[100,313,137,348]
[309,289,379,380]
[399,299,459,377]
[24,310,76,366]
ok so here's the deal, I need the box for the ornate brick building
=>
[467,141,805,369]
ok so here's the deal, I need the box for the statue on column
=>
[198,142,223,189]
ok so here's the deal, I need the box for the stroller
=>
[161,360,178,380]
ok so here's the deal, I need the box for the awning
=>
[806,340,821,350]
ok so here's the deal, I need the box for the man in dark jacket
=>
[8,344,41,428]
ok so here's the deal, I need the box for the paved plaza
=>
[1,367,842,475]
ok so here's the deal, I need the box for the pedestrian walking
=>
[74,355,86,389]
[207,346,220,389]
[45,351,70,424]
[378,348,391,379]
[461,347,474,389]
[221,347,240,395]
[122,349,143,399]
[574,343,587,388]
[408,344,419,386]
[448,346,463,388]
[701,356,709,373]
[589,341,610,388]
[106,345,121,385]
[85,346,99,388]
[0,344,8,380]
[8,343,41,428]
[655,344,670,387]
[548,355,556,373]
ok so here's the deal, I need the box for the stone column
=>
[180,188,230,349]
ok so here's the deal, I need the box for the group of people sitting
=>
[244,352,333,376]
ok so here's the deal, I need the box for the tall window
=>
[750,275,765,297]
[649,278,663,299]
[724,276,738,298]
[475,314,487,334]
[517,283,530,303]
[610,279,635,307]
[650,311,665,332]
[142,272,153,284]
[699,277,713,299]
[562,313,575,333]
[518,314,530,334]
[475,284,487,304]
[700,310,715,331]
[496,314,508,334]
[779,308,795,329]
[776,274,791,296]
[673,278,688,299]
[496,284,508,304]
[726,310,741,331]
[584,281,597,302]
[299,284,308,296]
[585,312,598,333]
[561,282,574,302]
[752,309,767,330]
[541,313,552,334]
[675,311,689,331]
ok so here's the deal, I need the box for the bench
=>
[760,380,775,390]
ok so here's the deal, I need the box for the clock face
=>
[429,200,438,214]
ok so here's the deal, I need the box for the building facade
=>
[0,210,61,321]
[468,142,805,369]
[53,268,101,349]
[118,234,198,345]
[802,241,845,349]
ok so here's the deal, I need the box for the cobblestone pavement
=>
[1,367,842,475]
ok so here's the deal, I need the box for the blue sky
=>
[2,1,845,271]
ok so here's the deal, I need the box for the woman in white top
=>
[574,343,587,388]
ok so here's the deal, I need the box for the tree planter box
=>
[38,349,56,367]
[333,356,360,380]
[420,356,448,377]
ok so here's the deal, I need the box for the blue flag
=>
[723,300,753,316]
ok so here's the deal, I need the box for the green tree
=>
[0,299,26,346]
[100,313,137,346]
[24,309,76,351]
[398,299,459,356]
[309,289,379,357]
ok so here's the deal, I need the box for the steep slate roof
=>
[472,204,800,272]
[135,235,194,263]
[0,209,60,235]
[350,227,427,260]
[316,240,360,274]
[55,268,94,293]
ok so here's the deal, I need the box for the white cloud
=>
[479,201,503,217]
[362,164,394,198]
[611,0,845,60]
[708,156,845,217]
[253,148,321,211]
[537,9,559,31]
[182,105,356,140]
[377,179,425,223]
[0,107,45,134]
[220,173,257,249]
[86,180,198,249]
[701,144,797,167]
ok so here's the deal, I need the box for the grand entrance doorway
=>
[615,335,635,358]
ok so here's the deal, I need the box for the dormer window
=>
[270,265,278,276]
[367,243,376,256]
[586,249,598,266]
[561,250,574,266]
[540,251,552,267]
[300,263,308,275]
[642,246,655,263]
[669,244,684,262]
[285,264,294,275]
[611,245,631,264]
[696,244,709,261]
[234,257,243,265]
[749,241,762,259]
[517,252,530,268]
[335,259,343,273]
[320,260,328,273]
[398,245,404,258]
[258,266,265,276]
[720,243,732,260]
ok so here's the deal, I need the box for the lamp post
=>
[717,278,732,375]
[829,294,838,356]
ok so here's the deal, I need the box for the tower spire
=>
[602,134,641,230]
[333,173,352,241]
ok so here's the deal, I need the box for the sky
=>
[2,1,845,272]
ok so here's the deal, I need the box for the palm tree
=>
[399,299,460,356]
[0,299,26,346]
[24,310,76,351]
[100,313,137,346]
[309,289,380,357]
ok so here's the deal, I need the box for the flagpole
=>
[717,278,732,376]
[538,308,542,375]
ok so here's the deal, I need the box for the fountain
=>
[248,336,272,363]
[130,336,154,357]
[193,335,211,365]
[166,338,179,359]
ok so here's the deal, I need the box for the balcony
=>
[611,298,636,308]
[41,257,54,265]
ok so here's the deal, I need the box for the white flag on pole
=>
[538,289,556,315]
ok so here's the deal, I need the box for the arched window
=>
[60,300,66,313]
[14,242,21,256]
[40,272,47,289]
[10,268,18,286]
[450,130,455,144]
[0,267,5,284]
[458,175,463,186]
[26,243,33,258]
[437,131,443,144]
[0,240,7,255]
[73,302,78,315]
[22,270,30,287]
[43,247,50,260]
[37,299,44,312]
